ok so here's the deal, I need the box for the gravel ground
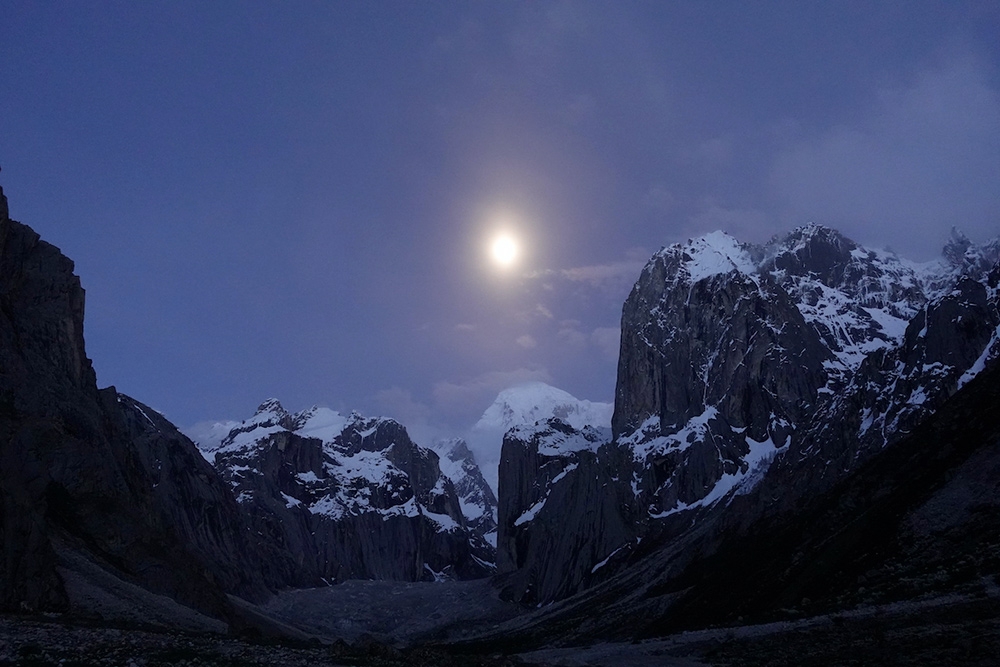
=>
[518,593,1000,667]
[0,614,525,667]
[261,579,524,646]
[6,588,998,666]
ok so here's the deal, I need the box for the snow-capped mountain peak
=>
[466,381,613,495]
[681,230,758,283]
[194,399,496,583]
[474,381,613,433]
[653,230,758,285]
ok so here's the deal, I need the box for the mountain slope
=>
[431,438,499,548]
[0,188,274,622]
[200,400,494,584]
[494,225,1000,608]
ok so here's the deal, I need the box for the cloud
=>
[431,367,553,425]
[516,334,537,349]
[374,386,431,426]
[690,136,733,168]
[559,259,647,286]
[535,303,554,319]
[372,387,440,446]
[642,184,675,214]
[687,200,776,245]
[455,323,476,332]
[557,326,588,352]
[591,326,621,361]
[525,250,649,289]
[771,56,1000,259]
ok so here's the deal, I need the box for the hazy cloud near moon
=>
[516,335,538,349]
[771,56,1000,260]
[431,368,553,426]
[590,327,621,361]
[6,3,997,436]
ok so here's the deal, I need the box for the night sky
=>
[2,2,998,442]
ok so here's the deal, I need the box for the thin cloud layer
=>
[431,368,553,426]
[772,56,1000,259]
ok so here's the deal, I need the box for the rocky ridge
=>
[431,438,499,548]
[0,186,497,628]
[198,400,495,584]
[496,224,1000,605]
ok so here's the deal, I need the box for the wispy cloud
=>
[432,367,552,424]
[591,326,621,361]
[525,254,648,288]
[372,386,439,446]
[516,334,538,349]
[771,55,1000,259]
[374,386,431,426]
[559,259,647,286]
[557,326,588,352]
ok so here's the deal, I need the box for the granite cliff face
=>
[496,224,1000,605]
[199,401,494,585]
[0,188,272,619]
[495,420,634,603]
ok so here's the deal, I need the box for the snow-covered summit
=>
[507,419,606,457]
[473,381,612,434]
[654,230,758,284]
[641,225,998,380]
[467,382,612,493]
[192,399,351,461]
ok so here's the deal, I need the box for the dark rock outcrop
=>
[495,420,635,604]
[0,190,271,619]
[435,438,498,544]
[466,352,1000,654]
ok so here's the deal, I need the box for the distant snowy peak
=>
[474,381,613,434]
[205,399,354,458]
[941,226,1000,283]
[185,420,242,460]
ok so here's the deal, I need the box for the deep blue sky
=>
[2,2,998,439]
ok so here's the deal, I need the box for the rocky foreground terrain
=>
[0,612,524,667]
[3,588,999,667]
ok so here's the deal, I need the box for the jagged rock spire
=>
[0,166,8,220]
[943,226,972,266]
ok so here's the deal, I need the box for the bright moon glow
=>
[490,234,519,267]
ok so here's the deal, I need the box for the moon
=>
[490,233,519,268]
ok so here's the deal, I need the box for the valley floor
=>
[519,593,1000,666]
[261,578,524,645]
[0,612,522,667]
[4,586,999,666]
